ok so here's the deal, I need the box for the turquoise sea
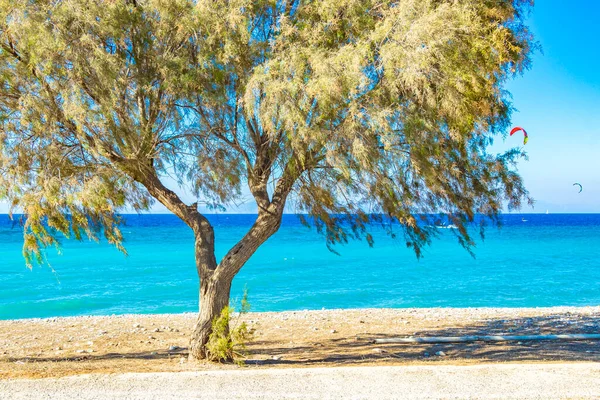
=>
[1,214,600,320]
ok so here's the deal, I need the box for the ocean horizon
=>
[2,213,600,320]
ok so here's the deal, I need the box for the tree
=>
[0,0,534,360]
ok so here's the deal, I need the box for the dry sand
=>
[3,363,600,399]
[1,307,600,380]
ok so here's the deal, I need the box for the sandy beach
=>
[1,307,600,380]
[3,363,600,399]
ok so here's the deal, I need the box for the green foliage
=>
[0,0,536,265]
[205,289,251,364]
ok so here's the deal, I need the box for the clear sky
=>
[497,1,600,212]
[1,1,599,214]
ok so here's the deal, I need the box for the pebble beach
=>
[1,306,600,380]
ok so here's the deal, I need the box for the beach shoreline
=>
[4,304,600,324]
[1,306,599,379]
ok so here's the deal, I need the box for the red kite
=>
[510,126,528,145]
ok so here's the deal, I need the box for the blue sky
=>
[496,1,600,212]
[1,1,599,214]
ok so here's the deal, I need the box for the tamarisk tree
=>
[0,0,534,360]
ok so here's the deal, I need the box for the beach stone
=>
[435,351,446,357]
[153,328,160,332]
[330,329,337,334]
[272,355,282,361]
[423,352,430,357]
[133,323,141,328]
[179,357,186,364]
[151,352,158,355]
[169,346,180,351]
[372,348,385,354]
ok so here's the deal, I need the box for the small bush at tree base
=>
[206,290,251,364]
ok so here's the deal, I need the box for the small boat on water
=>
[432,218,458,229]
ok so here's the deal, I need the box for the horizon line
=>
[3,212,600,216]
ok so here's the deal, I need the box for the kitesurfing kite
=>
[510,126,528,145]
[573,183,583,193]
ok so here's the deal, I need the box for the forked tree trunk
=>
[187,210,286,361]
[189,274,233,360]
[140,165,291,361]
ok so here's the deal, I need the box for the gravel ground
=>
[2,363,600,399]
[2,307,600,379]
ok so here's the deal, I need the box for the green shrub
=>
[205,289,251,365]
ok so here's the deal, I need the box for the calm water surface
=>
[1,214,600,319]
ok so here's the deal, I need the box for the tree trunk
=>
[187,209,286,361]
[189,274,232,360]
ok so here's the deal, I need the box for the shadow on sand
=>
[245,312,600,366]
[6,312,600,367]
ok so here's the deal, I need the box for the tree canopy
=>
[0,0,534,266]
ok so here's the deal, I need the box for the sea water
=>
[1,213,600,320]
